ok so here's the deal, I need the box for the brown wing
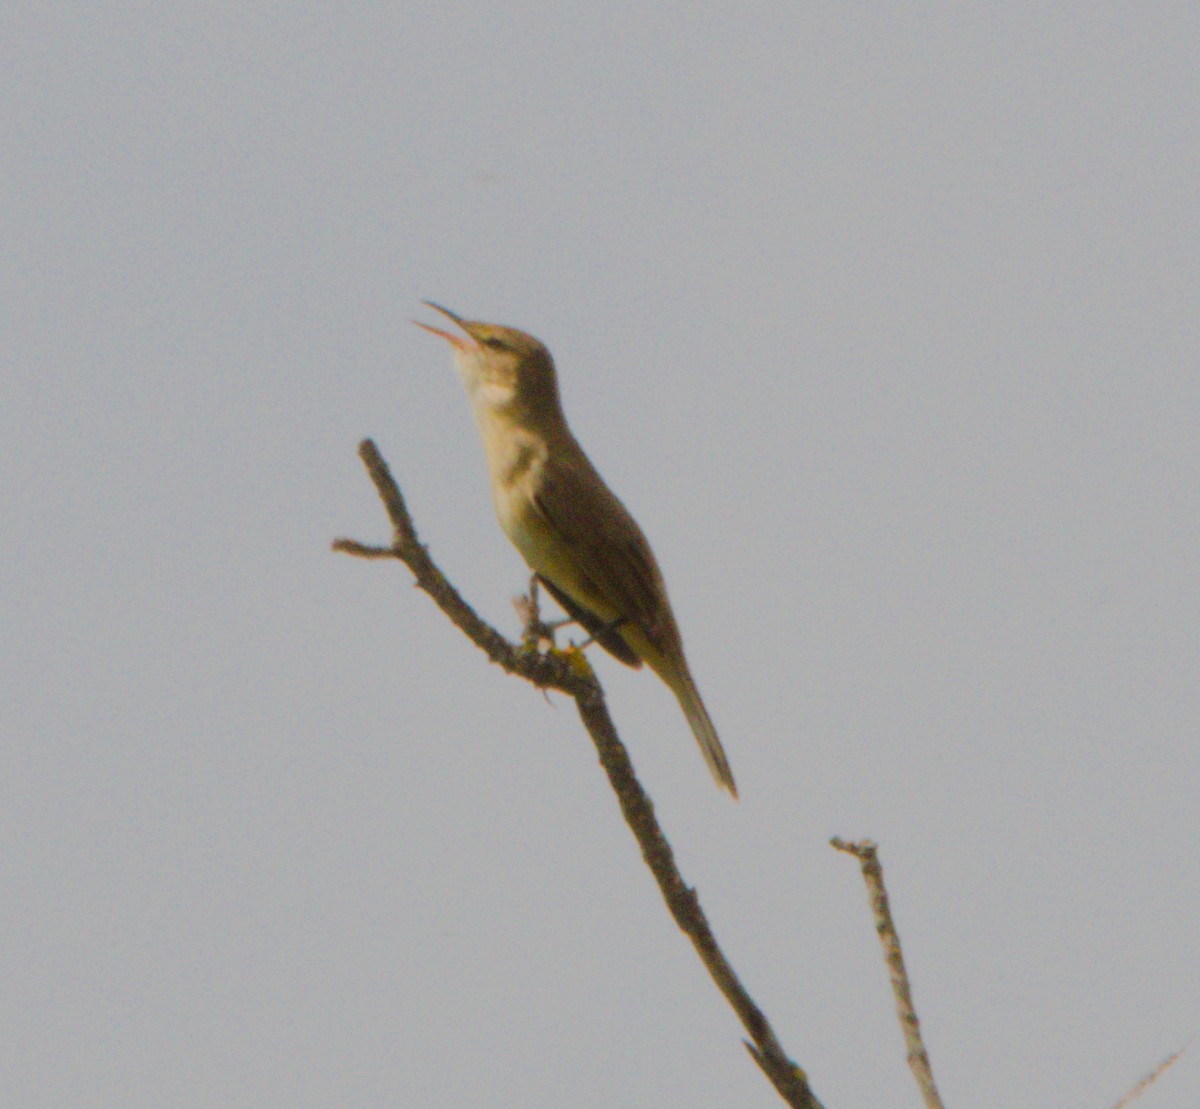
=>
[531,446,677,656]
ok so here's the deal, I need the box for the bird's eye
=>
[481,336,507,350]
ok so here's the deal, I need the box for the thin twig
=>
[336,438,823,1109]
[831,838,943,1109]
[1109,1043,1188,1109]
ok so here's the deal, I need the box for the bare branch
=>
[337,438,823,1108]
[1109,1043,1188,1109]
[831,838,943,1109]
[334,440,592,695]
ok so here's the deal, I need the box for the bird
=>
[416,303,737,797]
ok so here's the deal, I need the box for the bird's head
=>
[416,302,560,417]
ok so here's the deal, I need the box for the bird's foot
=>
[514,576,568,655]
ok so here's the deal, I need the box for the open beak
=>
[414,301,475,350]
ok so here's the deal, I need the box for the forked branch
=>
[334,438,822,1109]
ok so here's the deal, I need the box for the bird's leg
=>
[530,573,641,666]
[514,575,570,653]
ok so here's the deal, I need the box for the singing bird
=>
[417,303,738,797]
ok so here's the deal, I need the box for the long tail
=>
[673,668,738,798]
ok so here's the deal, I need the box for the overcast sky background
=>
[4,5,1199,1107]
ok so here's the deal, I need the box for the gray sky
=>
[5,4,1199,1106]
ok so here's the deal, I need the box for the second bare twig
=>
[831,837,943,1109]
